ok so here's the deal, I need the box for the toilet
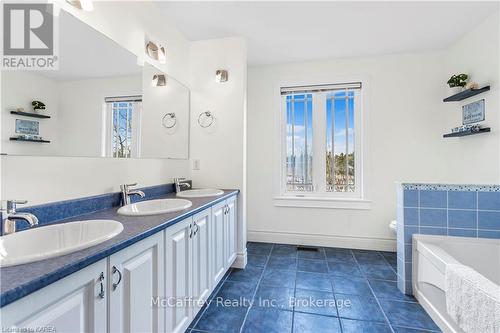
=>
[390,220,397,236]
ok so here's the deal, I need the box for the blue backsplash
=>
[396,183,500,295]
[1,182,181,234]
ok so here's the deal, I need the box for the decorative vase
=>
[448,86,463,95]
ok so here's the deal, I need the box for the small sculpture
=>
[465,81,479,90]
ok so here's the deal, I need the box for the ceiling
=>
[157,1,499,66]
[40,11,141,81]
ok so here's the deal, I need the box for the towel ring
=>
[198,111,214,128]
[162,112,177,129]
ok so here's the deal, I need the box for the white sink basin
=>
[0,220,123,267]
[117,198,192,216]
[176,189,224,198]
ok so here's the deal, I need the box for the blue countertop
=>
[0,189,239,307]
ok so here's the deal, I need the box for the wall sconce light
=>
[66,0,94,11]
[151,74,166,87]
[146,41,166,64]
[215,70,228,83]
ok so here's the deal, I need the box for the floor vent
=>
[297,245,319,252]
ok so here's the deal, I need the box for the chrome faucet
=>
[2,200,39,235]
[173,178,191,193]
[120,183,145,206]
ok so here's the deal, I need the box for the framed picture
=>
[462,99,485,125]
[15,119,40,135]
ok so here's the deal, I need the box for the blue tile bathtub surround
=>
[190,242,440,333]
[1,182,183,234]
[396,183,500,295]
[0,187,237,308]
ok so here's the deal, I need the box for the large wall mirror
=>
[1,10,189,159]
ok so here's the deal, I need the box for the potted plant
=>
[32,100,46,112]
[447,74,468,94]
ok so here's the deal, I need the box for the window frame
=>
[274,78,371,210]
[103,98,142,158]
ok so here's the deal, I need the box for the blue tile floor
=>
[187,242,440,333]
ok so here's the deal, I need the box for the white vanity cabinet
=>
[108,232,164,333]
[164,208,213,333]
[191,209,212,313]
[0,194,239,333]
[1,259,108,333]
[210,197,238,287]
[164,217,192,333]
[225,195,238,268]
[211,201,227,285]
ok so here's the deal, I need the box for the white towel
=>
[445,264,500,333]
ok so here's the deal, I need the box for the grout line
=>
[476,191,479,237]
[405,206,500,213]
[329,264,343,332]
[351,253,396,333]
[190,266,231,330]
[237,243,273,333]
[391,324,441,332]
[446,191,449,235]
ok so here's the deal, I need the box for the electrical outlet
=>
[193,159,200,170]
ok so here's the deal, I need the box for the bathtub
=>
[412,234,500,333]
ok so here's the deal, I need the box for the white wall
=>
[57,75,142,157]
[2,71,60,156]
[442,12,499,183]
[247,12,499,251]
[247,52,450,251]
[141,64,190,159]
[189,37,248,265]
[1,2,191,205]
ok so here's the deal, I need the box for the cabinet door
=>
[211,202,226,285]
[164,217,192,333]
[192,208,212,317]
[109,232,164,333]
[1,259,107,333]
[225,196,238,267]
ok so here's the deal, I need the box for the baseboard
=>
[231,250,247,269]
[247,230,396,252]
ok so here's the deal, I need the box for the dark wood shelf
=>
[443,86,490,102]
[9,137,51,143]
[443,128,490,138]
[10,111,51,119]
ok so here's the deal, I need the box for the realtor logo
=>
[2,1,59,69]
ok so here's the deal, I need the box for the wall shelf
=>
[9,137,51,143]
[443,86,490,102]
[10,111,51,119]
[443,128,490,138]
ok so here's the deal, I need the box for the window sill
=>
[273,196,372,210]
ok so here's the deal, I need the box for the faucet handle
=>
[120,183,138,191]
[6,200,28,213]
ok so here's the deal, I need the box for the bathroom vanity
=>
[0,190,239,333]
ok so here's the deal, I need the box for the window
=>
[326,90,355,193]
[104,96,142,158]
[280,82,366,205]
[286,94,313,192]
